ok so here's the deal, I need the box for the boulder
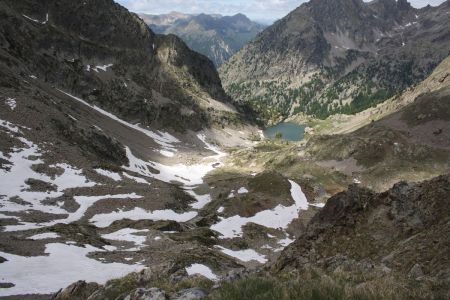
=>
[408,264,424,279]
[52,280,100,300]
[123,288,168,300]
[172,288,207,300]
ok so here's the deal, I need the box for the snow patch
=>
[277,237,294,247]
[353,178,362,184]
[159,149,175,157]
[67,114,77,121]
[102,228,148,247]
[122,172,150,185]
[217,246,267,264]
[59,90,180,155]
[4,193,142,232]
[5,98,16,111]
[0,243,143,296]
[23,13,47,25]
[93,64,113,72]
[0,138,96,222]
[0,119,21,133]
[288,180,309,210]
[28,232,60,240]
[90,207,197,228]
[237,187,248,194]
[310,203,326,208]
[95,168,122,181]
[125,143,221,186]
[186,189,212,210]
[185,264,219,281]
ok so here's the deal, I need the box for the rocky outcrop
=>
[52,281,101,300]
[220,0,450,123]
[51,263,212,300]
[0,0,233,132]
[123,288,168,300]
[275,174,450,285]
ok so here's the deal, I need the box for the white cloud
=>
[116,0,306,22]
[116,0,447,23]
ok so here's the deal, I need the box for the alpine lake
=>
[263,122,306,141]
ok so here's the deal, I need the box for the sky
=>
[116,0,447,23]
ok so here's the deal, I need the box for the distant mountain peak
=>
[231,13,248,19]
[140,12,266,66]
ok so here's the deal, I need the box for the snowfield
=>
[4,193,143,232]
[0,135,97,220]
[0,243,144,296]
[0,87,317,297]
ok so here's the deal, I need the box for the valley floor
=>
[1,63,449,299]
[0,81,323,298]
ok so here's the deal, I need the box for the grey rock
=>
[381,253,395,265]
[138,263,176,282]
[408,264,424,279]
[169,268,189,283]
[124,288,168,300]
[223,269,244,281]
[172,288,207,300]
[52,280,100,300]
[380,264,392,275]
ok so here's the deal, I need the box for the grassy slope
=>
[290,55,450,136]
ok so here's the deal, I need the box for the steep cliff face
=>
[141,12,266,66]
[220,0,450,123]
[0,0,233,131]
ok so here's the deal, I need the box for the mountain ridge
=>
[140,12,266,66]
[0,0,241,132]
[220,0,450,123]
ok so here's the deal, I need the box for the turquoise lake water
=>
[263,122,306,141]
